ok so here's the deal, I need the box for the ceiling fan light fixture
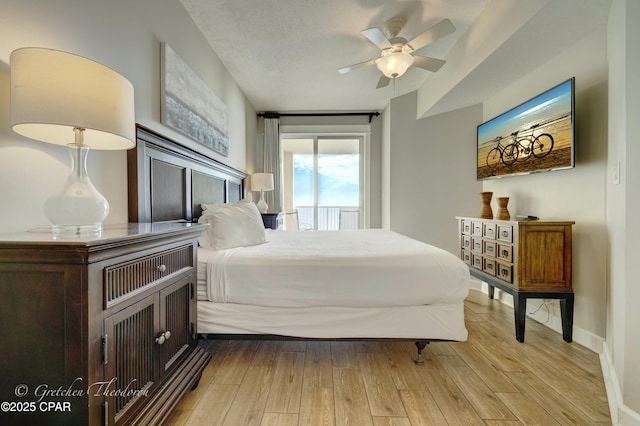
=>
[376,51,414,79]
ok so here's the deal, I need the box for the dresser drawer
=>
[497,243,513,262]
[472,222,483,237]
[462,220,472,235]
[483,223,497,239]
[497,262,513,283]
[472,237,483,253]
[498,225,513,242]
[483,258,497,276]
[461,250,472,265]
[461,235,472,250]
[104,245,193,308]
[483,240,497,257]
[471,253,483,270]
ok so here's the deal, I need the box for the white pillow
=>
[197,201,266,250]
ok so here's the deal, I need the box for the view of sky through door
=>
[282,137,361,230]
[293,154,359,207]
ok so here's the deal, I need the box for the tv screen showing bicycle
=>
[477,77,575,180]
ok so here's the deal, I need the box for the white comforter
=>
[198,229,469,309]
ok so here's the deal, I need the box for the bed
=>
[128,125,470,363]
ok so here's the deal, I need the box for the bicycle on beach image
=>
[485,124,554,169]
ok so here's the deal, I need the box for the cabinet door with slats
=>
[159,276,196,377]
[103,293,160,425]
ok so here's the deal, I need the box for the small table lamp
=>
[10,48,135,236]
[251,173,274,213]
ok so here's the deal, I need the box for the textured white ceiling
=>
[180,0,610,114]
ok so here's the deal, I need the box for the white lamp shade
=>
[376,51,414,79]
[10,47,136,150]
[251,173,274,191]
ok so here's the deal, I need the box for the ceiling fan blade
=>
[376,75,390,89]
[361,27,392,50]
[407,19,455,51]
[338,58,377,74]
[413,55,446,72]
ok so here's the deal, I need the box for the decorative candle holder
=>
[479,192,493,219]
[496,197,511,220]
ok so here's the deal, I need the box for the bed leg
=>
[414,341,428,365]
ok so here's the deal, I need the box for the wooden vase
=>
[479,192,493,219]
[497,197,511,220]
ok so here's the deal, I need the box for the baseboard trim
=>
[601,344,640,426]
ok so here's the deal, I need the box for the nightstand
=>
[0,223,210,425]
[261,212,284,230]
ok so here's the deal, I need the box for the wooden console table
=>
[456,217,574,342]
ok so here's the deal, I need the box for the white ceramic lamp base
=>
[256,191,268,213]
[44,143,108,237]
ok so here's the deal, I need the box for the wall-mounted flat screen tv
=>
[477,77,575,180]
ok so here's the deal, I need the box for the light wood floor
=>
[168,289,611,425]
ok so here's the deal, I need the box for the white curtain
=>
[263,117,283,212]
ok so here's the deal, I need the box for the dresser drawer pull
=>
[155,330,171,345]
[156,264,167,273]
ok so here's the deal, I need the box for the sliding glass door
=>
[282,136,362,230]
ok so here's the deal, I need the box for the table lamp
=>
[10,47,135,236]
[251,173,274,213]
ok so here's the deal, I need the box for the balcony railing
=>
[294,206,360,230]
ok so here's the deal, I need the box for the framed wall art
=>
[161,42,229,157]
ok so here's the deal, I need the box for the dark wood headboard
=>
[127,125,247,223]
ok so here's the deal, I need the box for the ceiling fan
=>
[338,17,455,89]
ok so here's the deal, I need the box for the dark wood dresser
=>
[0,223,210,425]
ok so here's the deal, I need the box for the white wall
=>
[0,0,255,234]
[387,92,482,254]
[482,28,609,347]
[607,1,640,423]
